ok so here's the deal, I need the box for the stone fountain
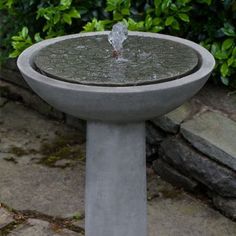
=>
[17,23,215,236]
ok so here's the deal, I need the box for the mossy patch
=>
[38,133,86,168]
[159,187,183,199]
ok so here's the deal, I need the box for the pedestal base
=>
[85,121,147,236]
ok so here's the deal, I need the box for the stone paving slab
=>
[0,102,85,218]
[181,111,236,172]
[8,219,82,236]
[1,99,236,235]
[148,192,236,236]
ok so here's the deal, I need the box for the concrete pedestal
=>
[85,121,147,236]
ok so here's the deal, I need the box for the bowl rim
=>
[17,31,215,94]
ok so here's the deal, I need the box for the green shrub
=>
[0,0,235,87]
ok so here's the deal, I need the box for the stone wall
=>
[1,61,236,220]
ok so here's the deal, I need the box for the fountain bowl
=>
[17,31,215,122]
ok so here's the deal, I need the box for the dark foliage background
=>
[0,0,235,87]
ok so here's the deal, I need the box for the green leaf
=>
[113,11,123,21]
[68,8,80,18]
[222,38,234,51]
[233,48,236,57]
[121,8,130,15]
[171,19,180,30]
[221,23,236,37]
[154,0,162,8]
[165,16,174,26]
[215,50,228,60]
[145,15,153,30]
[21,27,28,39]
[228,57,234,66]
[161,0,171,11]
[60,0,72,7]
[178,13,190,22]
[11,36,23,41]
[152,17,162,26]
[9,50,20,58]
[151,26,164,33]
[170,3,177,11]
[221,63,229,77]
[34,33,43,42]
[53,13,60,24]
[63,13,72,25]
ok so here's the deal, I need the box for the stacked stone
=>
[152,99,236,219]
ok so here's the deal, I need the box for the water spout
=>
[108,23,128,59]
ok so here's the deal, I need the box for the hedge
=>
[0,0,235,87]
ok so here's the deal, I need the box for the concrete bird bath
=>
[17,25,215,236]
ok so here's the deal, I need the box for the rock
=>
[152,101,198,133]
[0,207,14,229]
[213,195,236,220]
[0,62,30,89]
[146,122,165,161]
[146,121,165,145]
[159,137,236,197]
[8,219,82,236]
[196,83,236,122]
[153,159,198,192]
[0,80,63,120]
[181,111,236,172]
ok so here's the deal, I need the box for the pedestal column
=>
[85,121,147,236]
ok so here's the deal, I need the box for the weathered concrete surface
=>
[1,99,236,235]
[0,207,14,229]
[159,137,236,197]
[181,111,236,172]
[86,121,146,236]
[8,219,82,236]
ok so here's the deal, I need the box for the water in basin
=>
[34,30,199,86]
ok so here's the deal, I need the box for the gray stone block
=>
[159,137,236,197]
[146,121,165,145]
[181,111,236,172]
[0,61,30,89]
[0,207,14,229]
[213,195,236,220]
[0,80,64,120]
[153,159,198,192]
[152,101,197,133]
